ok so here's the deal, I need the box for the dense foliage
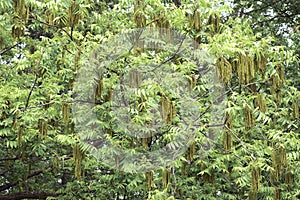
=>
[231,0,300,88]
[0,0,299,199]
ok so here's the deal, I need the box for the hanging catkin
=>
[248,56,255,83]
[189,142,195,162]
[284,167,293,189]
[216,57,232,84]
[186,142,195,162]
[244,105,254,130]
[223,112,232,150]
[161,95,172,124]
[254,52,267,75]
[62,103,69,133]
[133,0,146,52]
[237,53,245,84]
[95,77,103,102]
[129,70,142,88]
[73,143,83,180]
[194,10,201,31]
[68,0,81,27]
[46,9,55,26]
[12,111,18,129]
[74,48,81,71]
[248,164,260,200]
[62,103,69,124]
[292,102,299,119]
[255,93,266,113]
[207,13,220,35]
[43,121,48,137]
[162,168,170,189]
[270,66,285,102]
[142,137,152,150]
[189,9,201,32]
[271,145,287,185]
[12,0,27,38]
[0,36,4,50]
[38,119,43,136]
[248,190,258,200]
[145,171,153,190]
[160,94,175,123]
[277,66,285,83]
[134,0,146,28]
[38,119,48,138]
[274,187,280,200]
[270,73,282,102]
[251,166,260,191]
[237,53,255,84]
[18,125,23,147]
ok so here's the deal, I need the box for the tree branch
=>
[29,14,74,41]
[0,42,22,56]
[0,192,58,200]
[24,73,38,111]
[151,34,187,72]
[0,164,52,192]
[0,156,19,162]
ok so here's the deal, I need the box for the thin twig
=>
[29,14,73,41]
[224,124,255,157]
[24,73,38,111]
[171,166,176,196]
[151,34,187,72]
[0,42,22,56]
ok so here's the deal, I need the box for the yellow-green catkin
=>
[161,95,173,124]
[185,142,195,163]
[252,168,260,192]
[162,168,170,189]
[145,171,153,190]
[237,53,255,84]
[0,36,4,49]
[134,0,146,28]
[270,66,285,102]
[74,48,81,71]
[216,57,232,84]
[133,0,146,52]
[18,125,23,147]
[12,0,27,38]
[284,166,293,189]
[95,76,103,102]
[292,102,299,119]
[207,13,220,35]
[244,105,254,130]
[255,93,266,113]
[129,69,142,88]
[68,0,81,28]
[38,119,47,138]
[223,112,232,150]
[274,187,280,200]
[254,52,267,75]
[73,143,83,180]
[189,9,202,32]
[271,145,287,186]
[62,103,69,132]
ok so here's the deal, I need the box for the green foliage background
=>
[0,0,299,199]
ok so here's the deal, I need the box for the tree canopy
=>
[0,0,299,199]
